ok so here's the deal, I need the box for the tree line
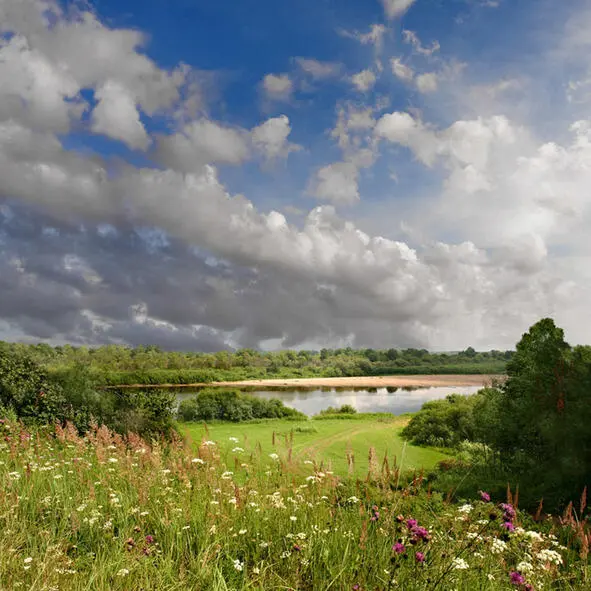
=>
[0,341,511,385]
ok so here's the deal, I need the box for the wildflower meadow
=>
[1,418,589,590]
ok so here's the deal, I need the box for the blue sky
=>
[0,0,590,351]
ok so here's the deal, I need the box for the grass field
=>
[1,418,581,590]
[181,415,451,478]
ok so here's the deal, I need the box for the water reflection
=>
[175,386,482,416]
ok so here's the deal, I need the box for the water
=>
[176,386,482,416]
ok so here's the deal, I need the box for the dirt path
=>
[295,420,404,463]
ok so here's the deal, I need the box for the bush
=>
[177,389,305,422]
[401,392,488,447]
[0,351,177,439]
[318,404,358,416]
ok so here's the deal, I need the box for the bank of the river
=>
[109,373,503,389]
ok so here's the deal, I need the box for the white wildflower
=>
[452,558,469,570]
[536,549,563,565]
[491,538,507,554]
[233,559,244,571]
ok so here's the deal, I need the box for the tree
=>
[478,318,589,508]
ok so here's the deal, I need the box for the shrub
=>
[401,392,487,447]
[0,351,176,439]
[177,389,305,422]
[318,404,358,416]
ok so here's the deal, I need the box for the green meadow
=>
[182,415,453,477]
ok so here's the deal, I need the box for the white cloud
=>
[351,70,377,92]
[157,119,250,173]
[1,0,591,352]
[0,34,81,132]
[402,30,441,56]
[381,0,417,20]
[308,162,360,205]
[340,24,387,51]
[251,115,300,161]
[415,72,439,93]
[391,58,415,82]
[92,80,150,150]
[261,73,293,101]
[295,58,342,79]
[375,111,440,165]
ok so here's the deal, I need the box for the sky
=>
[0,0,590,352]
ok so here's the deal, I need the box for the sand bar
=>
[210,374,504,388]
[107,374,505,389]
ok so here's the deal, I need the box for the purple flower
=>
[502,521,515,532]
[145,535,154,544]
[415,551,425,563]
[393,542,406,554]
[352,585,360,591]
[509,571,525,586]
[293,544,301,552]
[479,491,491,503]
[412,526,430,541]
[500,503,516,521]
[406,519,418,529]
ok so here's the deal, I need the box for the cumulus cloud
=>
[0,0,590,352]
[92,81,150,150]
[261,73,293,101]
[307,162,360,205]
[251,115,300,161]
[157,120,250,173]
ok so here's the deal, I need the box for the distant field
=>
[181,415,451,477]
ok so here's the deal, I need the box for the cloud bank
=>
[0,0,589,351]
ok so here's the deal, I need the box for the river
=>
[176,385,482,416]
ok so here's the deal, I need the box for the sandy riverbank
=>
[210,374,504,388]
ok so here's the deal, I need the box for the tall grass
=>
[0,418,587,590]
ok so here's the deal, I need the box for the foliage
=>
[1,340,510,386]
[401,392,488,448]
[0,350,176,438]
[409,318,591,512]
[0,419,586,590]
[317,404,357,416]
[177,389,305,422]
[475,319,591,509]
